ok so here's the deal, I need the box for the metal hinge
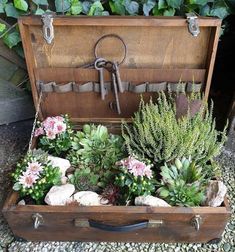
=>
[41,12,55,44]
[186,13,200,37]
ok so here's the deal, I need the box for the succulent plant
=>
[101,184,120,205]
[69,166,99,191]
[157,157,206,207]
[67,124,125,188]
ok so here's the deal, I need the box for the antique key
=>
[113,62,124,93]
[95,58,106,100]
[111,70,121,114]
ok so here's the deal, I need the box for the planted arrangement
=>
[35,114,73,156]
[12,92,228,207]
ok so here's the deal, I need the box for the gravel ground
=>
[0,120,234,252]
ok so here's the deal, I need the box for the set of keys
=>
[93,57,124,114]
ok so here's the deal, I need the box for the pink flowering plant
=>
[35,114,73,156]
[12,150,62,204]
[114,156,156,203]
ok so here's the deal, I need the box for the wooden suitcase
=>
[2,15,231,243]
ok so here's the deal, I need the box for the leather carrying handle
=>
[88,220,149,232]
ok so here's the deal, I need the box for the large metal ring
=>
[94,34,127,66]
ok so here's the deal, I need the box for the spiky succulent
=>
[101,184,120,205]
[157,157,206,207]
[67,124,125,188]
[69,166,99,191]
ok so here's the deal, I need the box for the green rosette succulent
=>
[157,157,207,207]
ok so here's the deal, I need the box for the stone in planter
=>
[72,191,108,206]
[45,184,75,205]
[48,156,71,177]
[135,195,171,207]
[204,180,227,207]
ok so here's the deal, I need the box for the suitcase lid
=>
[18,15,221,124]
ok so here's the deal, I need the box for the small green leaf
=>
[124,0,139,15]
[200,4,210,16]
[71,0,82,15]
[33,0,48,5]
[189,0,208,5]
[163,7,175,16]
[14,0,28,11]
[166,0,182,9]
[88,1,104,16]
[35,7,45,15]
[153,5,164,15]
[143,0,156,16]
[0,23,6,33]
[13,182,21,191]
[210,0,229,19]
[82,1,91,14]
[5,3,20,18]
[159,188,169,198]
[158,0,167,9]
[109,0,126,15]
[3,31,21,48]
[55,0,70,12]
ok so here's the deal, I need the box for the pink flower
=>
[27,161,43,175]
[129,160,146,177]
[54,121,66,134]
[43,117,56,130]
[19,171,38,188]
[46,129,56,139]
[143,165,153,179]
[34,127,44,137]
[117,156,153,178]
[55,116,64,122]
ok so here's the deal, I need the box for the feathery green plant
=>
[122,92,227,177]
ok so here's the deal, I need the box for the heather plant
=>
[35,114,73,157]
[122,92,227,177]
[114,156,156,204]
[12,149,61,204]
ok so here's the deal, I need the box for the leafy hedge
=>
[0,0,234,53]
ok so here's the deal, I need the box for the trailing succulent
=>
[67,124,125,188]
[12,149,62,204]
[122,92,227,178]
[157,157,206,206]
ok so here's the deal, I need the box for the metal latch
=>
[191,215,202,231]
[41,12,54,44]
[148,219,164,228]
[32,213,44,229]
[186,13,200,37]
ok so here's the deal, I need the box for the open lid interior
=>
[18,15,221,123]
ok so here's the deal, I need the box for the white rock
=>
[45,184,75,205]
[205,180,227,207]
[72,191,106,206]
[61,176,68,185]
[135,195,171,207]
[48,156,71,177]
[17,199,26,205]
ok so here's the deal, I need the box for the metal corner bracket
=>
[41,12,55,44]
[186,13,200,37]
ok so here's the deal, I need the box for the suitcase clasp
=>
[191,214,202,231]
[32,213,44,229]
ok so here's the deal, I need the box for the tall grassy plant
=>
[122,93,227,170]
